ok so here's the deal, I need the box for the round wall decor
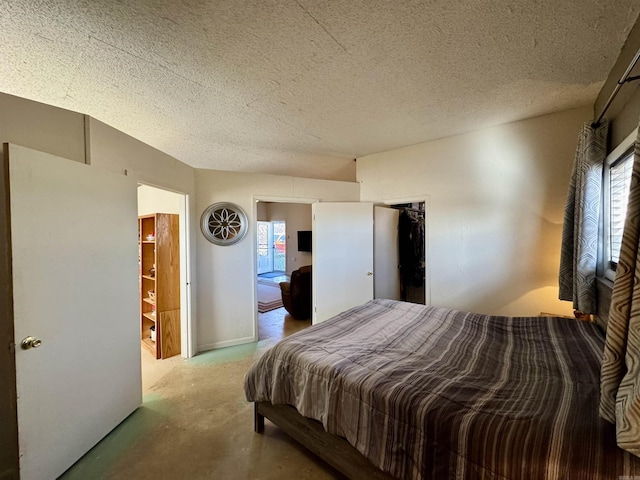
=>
[200,202,248,245]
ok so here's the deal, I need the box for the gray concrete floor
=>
[60,308,342,480]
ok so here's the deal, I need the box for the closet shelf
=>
[141,337,155,354]
[139,213,180,360]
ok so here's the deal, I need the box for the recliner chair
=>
[279,265,312,320]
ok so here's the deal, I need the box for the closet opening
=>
[390,202,427,305]
[375,201,430,305]
[137,184,190,393]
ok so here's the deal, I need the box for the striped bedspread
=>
[244,299,640,479]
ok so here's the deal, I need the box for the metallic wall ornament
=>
[200,202,248,245]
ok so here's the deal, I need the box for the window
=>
[609,153,633,264]
[604,131,636,281]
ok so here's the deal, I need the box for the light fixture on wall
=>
[200,202,248,246]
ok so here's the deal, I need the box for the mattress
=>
[244,299,640,479]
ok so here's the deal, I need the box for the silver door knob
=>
[21,336,42,350]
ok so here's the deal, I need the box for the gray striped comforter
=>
[244,299,640,479]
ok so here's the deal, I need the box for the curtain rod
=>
[592,46,640,127]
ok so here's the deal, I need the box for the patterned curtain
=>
[558,121,609,314]
[600,125,640,456]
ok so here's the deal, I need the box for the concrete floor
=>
[60,308,342,480]
[140,347,183,395]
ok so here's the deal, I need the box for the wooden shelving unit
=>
[139,213,180,359]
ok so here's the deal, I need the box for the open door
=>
[313,202,374,324]
[374,206,401,300]
[7,144,141,479]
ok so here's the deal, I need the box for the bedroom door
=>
[312,202,374,323]
[7,144,141,480]
[374,206,401,300]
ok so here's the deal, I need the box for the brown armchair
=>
[279,265,312,320]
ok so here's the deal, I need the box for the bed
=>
[244,299,640,479]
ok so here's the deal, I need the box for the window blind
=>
[610,152,634,266]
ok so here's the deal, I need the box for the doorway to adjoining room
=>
[137,184,189,393]
[256,201,313,341]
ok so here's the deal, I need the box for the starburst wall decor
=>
[200,202,248,245]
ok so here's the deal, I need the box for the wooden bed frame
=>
[254,402,396,480]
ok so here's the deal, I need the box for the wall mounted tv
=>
[297,230,312,253]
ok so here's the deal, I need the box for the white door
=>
[257,221,274,274]
[374,206,401,300]
[313,202,373,324]
[8,144,141,480]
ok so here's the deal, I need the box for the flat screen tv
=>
[297,230,312,253]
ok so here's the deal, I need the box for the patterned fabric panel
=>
[245,299,640,479]
[600,125,640,456]
[559,121,609,313]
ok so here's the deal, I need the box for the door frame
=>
[137,182,194,359]
[0,144,19,479]
[252,195,317,341]
[383,195,431,306]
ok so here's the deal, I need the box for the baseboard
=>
[197,335,257,353]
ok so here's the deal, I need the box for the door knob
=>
[21,336,42,350]
[367,271,373,276]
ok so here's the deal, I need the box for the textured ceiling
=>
[1,1,639,181]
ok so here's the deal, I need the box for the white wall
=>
[256,201,268,221]
[0,92,85,163]
[357,106,591,317]
[260,202,313,274]
[195,169,359,351]
[137,184,183,216]
[88,118,195,195]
